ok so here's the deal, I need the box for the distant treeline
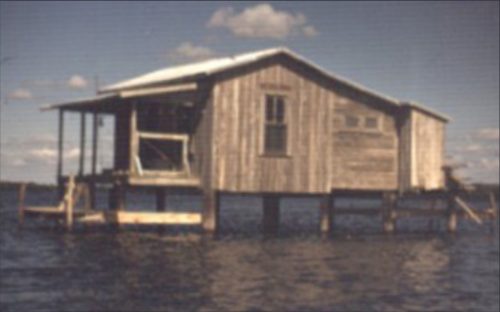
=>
[0,181,56,191]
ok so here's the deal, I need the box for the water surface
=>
[1,188,498,311]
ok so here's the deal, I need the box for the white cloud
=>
[8,88,33,100]
[28,147,80,162]
[476,128,499,141]
[302,25,318,37]
[479,157,499,170]
[67,75,88,89]
[169,42,216,62]
[207,3,318,39]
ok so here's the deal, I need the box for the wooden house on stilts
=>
[25,47,489,234]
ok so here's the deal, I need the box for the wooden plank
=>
[78,211,202,225]
[137,131,188,141]
[455,196,482,224]
[119,83,197,98]
[128,175,200,187]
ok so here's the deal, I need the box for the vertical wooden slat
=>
[79,112,86,176]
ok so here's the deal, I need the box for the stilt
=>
[109,183,126,211]
[65,176,75,231]
[89,182,96,211]
[262,194,280,234]
[447,193,457,233]
[18,183,27,227]
[57,110,65,200]
[156,188,166,212]
[320,193,333,234]
[202,191,219,232]
[382,192,397,234]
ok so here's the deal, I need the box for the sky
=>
[1,1,498,184]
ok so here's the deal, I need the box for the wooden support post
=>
[65,176,75,231]
[89,182,96,211]
[262,194,280,234]
[382,192,397,234]
[79,112,86,176]
[91,111,99,176]
[57,110,64,199]
[489,192,498,234]
[18,183,27,227]
[156,188,166,212]
[202,191,219,232]
[129,103,138,174]
[83,184,92,212]
[108,183,126,211]
[447,193,457,233]
[320,193,333,234]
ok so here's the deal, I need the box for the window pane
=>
[265,124,287,154]
[365,117,378,129]
[266,95,274,122]
[276,96,285,123]
[345,115,359,128]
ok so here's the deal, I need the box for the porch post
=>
[129,103,138,174]
[91,111,98,176]
[57,109,64,198]
[79,112,86,176]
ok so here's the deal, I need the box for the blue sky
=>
[1,1,498,184]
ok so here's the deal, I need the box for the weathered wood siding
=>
[209,56,399,193]
[400,109,445,190]
[331,98,399,190]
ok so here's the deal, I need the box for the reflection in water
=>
[0,189,498,311]
[403,239,450,293]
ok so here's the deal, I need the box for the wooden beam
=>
[119,83,197,98]
[137,131,188,141]
[79,112,86,176]
[78,211,202,225]
[454,196,482,224]
[91,111,99,176]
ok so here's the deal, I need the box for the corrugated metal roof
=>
[41,93,118,111]
[99,47,402,107]
[46,47,449,122]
